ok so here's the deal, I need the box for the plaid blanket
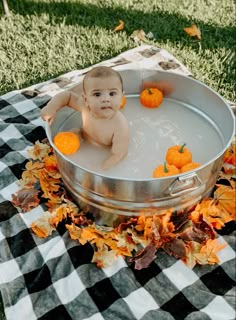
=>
[0,45,235,320]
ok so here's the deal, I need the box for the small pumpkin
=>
[140,88,163,108]
[180,162,201,173]
[54,131,80,155]
[166,143,192,169]
[120,95,127,109]
[153,162,179,178]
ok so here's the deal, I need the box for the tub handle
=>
[168,173,202,196]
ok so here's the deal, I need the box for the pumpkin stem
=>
[163,162,169,173]
[146,88,153,95]
[179,143,186,153]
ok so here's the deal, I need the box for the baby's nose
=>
[102,92,110,101]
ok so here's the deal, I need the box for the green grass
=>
[0,0,235,318]
[0,0,235,100]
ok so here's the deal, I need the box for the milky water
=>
[67,97,224,179]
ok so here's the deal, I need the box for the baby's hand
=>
[41,106,56,125]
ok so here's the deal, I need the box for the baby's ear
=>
[82,92,88,105]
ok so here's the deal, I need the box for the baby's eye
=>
[110,91,117,96]
[93,92,101,97]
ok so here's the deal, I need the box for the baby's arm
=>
[41,90,83,124]
[102,118,129,170]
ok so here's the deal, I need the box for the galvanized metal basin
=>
[46,69,235,226]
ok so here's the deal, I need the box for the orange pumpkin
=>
[140,88,163,108]
[54,132,80,155]
[180,162,201,173]
[153,162,179,178]
[166,143,192,169]
[120,95,127,109]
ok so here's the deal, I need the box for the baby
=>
[41,66,129,170]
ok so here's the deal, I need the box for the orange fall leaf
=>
[114,20,124,31]
[184,24,201,40]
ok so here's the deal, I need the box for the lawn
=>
[0,0,235,101]
[0,0,235,319]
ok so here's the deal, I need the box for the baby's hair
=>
[83,66,123,91]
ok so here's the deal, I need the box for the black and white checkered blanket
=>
[0,45,235,320]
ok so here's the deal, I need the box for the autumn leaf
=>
[130,29,146,42]
[49,206,68,227]
[162,238,187,259]
[66,223,82,240]
[38,169,61,198]
[184,24,201,40]
[11,188,40,212]
[92,245,118,268]
[28,140,52,160]
[184,241,202,268]
[31,211,56,238]
[21,161,45,186]
[190,199,233,230]
[43,155,60,177]
[214,185,236,220]
[114,20,124,31]
[130,243,157,270]
[194,239,226,265]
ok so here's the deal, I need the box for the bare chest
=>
[82,114,116,146]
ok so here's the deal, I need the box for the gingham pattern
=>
[0,45,235,320]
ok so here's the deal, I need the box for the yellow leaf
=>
[22,160,45,185]
[92,245,118,268]
[194,239,226,265]
[214,185,236,220]
[31,211,56,238]
[28,140,52,160]
[66,224,82,240]
[184,24,201,40]
[130,29,146,42]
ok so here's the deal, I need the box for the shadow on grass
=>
[0,0,235,96]
[5,0,236,51]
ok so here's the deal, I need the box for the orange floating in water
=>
[54,132,80,155]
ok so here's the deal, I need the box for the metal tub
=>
[46,69,235,226]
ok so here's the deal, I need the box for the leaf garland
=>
[11,138,236,269]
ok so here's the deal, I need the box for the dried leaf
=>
[92,245,118,268]
[190,199,233,230]
[11,188,40,212]
[214,185,236,220]
[130,243,157,270]
[49,206,69,227]
[31,211,56,238]
[114,20,124,31]
[38,169,61,198]
[66,223,82,240]
[194,239,226,265]
[130,29,146,42]
[162,239,187,259]
[43,155,61,178]
[21,161,45,185]
[28,140,52,160]
[184,241,202,268]
[184,24,201,40]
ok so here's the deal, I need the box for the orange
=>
[54,131,80,155]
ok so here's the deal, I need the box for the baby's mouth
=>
[101,106,112,110]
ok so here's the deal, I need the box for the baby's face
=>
[83,75,123,119]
